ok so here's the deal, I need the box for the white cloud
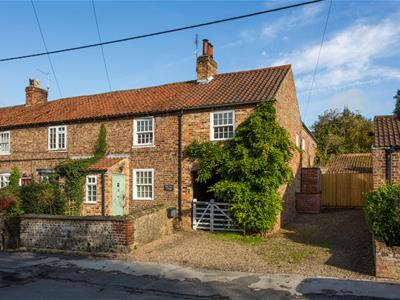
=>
[261,3,324,38]
[221,2,323,49]
[274,17,400,92]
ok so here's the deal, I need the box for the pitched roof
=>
[325,153,372,174]
[0,65,291,130]
[373,115,400,148]
[89,157,124,171]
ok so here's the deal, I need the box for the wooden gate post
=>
[192,198,197,229]
[210,199,215,232]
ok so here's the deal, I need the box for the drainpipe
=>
[178,110,183,221]
[101,171,106,216]
[386,149,394,184]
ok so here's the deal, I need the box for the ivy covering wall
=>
[186,102,295,233]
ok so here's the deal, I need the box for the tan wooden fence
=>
[321,173,373,207]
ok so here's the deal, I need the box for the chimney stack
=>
[25,78,48,106]
[196,39,217,82]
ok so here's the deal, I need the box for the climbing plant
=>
[56,124,107,215]
[185,102,295,233]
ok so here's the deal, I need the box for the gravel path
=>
[125,209,376,280]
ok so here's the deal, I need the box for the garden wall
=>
[296,168,321,213]
[374,236,400,280]
[19,206,173,253]
[0,214,6,250]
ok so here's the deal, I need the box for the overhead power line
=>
[2,0,324,63]
[91,0,112,91]
[303,0,332,121]
[30,0,63,98]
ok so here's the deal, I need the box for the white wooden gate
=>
[192,199,243,232]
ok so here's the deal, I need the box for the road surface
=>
[0,252,399,299]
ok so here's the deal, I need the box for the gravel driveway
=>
[125,209,375,280]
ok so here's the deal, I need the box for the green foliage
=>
[186,102,294,233]
[9,166,20,188]
[312,107,373,164]
[0,166,23,216]
[208,232,263,245]
[55,124,107,215]
[94,123,107,159]
[394,90,400,116]
[19,179,66,215]
[365,184,400,246]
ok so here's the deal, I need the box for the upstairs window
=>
[210,110,235,141]
[133,169,154,200]
[86,175,97,203]
[133,118,154,146]
[0,173,10,188]
[48,126,67,151]
[295,134,300,148]
[301,138,306,151]
[0,131,10,154]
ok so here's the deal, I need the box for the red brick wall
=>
[374,236,400,280]
[372,149,386,189]
[301,168,321,193]
[296,193,321,213]
[1,69,307,226]
[301,128,317,167]
[274,69,303,224]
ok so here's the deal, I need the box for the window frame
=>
[132,168,155,200]
[133,117,155,147]
[85,175,98,204]
[301,138,306,151]
[48,125,67,151]
[0,131,10,155]
[0,173,10,189]
[210,110,235,141]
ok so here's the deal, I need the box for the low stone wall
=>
[20,215,133,253]
[19,207,173,253]
[130,206,174,245]
[373,235,400,280]
[0,214,6,250]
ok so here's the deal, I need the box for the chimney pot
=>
[25,78,48,106]
[197,39,218,82]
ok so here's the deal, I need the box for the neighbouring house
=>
[0,39,316,226]
[324,153,372,174]
[372,115,400,189]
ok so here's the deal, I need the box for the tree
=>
[186,102,295,233]
[394,90,400,116]
[312,107,373,164]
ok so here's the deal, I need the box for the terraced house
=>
[0,39,316,226]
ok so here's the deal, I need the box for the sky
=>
[0,0,399,126]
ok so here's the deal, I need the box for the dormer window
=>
[48,126,67,151]
[210,110,235,141]
[0,131,10,155]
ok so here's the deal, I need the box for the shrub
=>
[1,166,24,216]
[0,193,16,212]
[185,102,294,233]
[19,180,65,215]
[365,184,400,246]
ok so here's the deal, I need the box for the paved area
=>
[0,252,399,299]
[128,210,374,279]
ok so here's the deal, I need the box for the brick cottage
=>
[0,39,316,226]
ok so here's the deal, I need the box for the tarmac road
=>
[0,252,399,300]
